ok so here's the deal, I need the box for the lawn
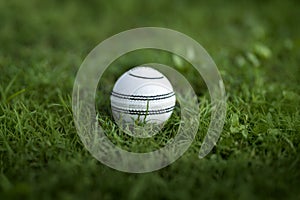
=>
[0,0,300,199]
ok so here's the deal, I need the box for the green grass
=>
[1,0,300,199]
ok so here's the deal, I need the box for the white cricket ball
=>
[110,66,176,125]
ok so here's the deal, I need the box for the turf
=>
[1,0,300,199]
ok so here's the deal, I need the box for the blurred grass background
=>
[0,0,300,199]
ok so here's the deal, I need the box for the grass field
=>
[1,0,300,199]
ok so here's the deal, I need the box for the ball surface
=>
[110,66,176,125]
